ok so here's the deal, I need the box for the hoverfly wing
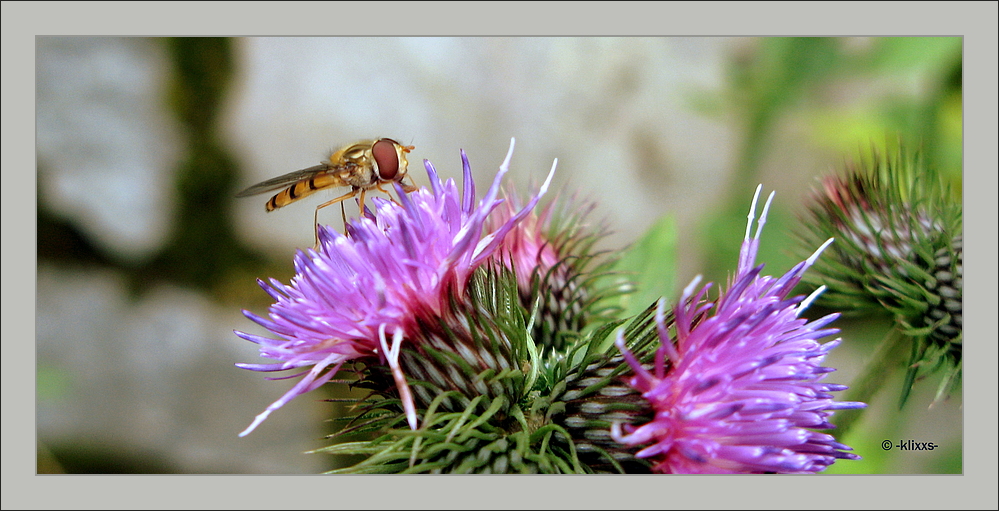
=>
[235,164,334,197]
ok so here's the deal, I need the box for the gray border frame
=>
[6,1,996,509]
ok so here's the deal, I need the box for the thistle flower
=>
[323,173,633,473]
[612,186,865,474]
[486,190,620,353]
[799,147,962,404]
[235,139,555,437]
[326,263,587,474]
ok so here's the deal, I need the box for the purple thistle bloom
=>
[235,139,555,436]
[487,193,564,297]
[613,186,866,473]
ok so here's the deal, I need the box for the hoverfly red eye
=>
[372,139,399,181]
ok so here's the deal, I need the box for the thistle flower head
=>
[486,188,618,352]
[487,192,562,294]
[612,186,865,474]
[799,147,962,404]
[235,139,555,436]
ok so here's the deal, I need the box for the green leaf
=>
[612,214,678,318]
[700,200,799,288]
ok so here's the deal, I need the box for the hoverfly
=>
[236,138,418,247]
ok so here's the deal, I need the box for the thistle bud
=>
[798,147,962,404]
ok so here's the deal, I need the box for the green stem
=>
[833,327,909,437]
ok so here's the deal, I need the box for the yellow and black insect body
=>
[236,138,417,246]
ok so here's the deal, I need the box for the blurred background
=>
[36,36,962,474]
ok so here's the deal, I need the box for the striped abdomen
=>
[265,172,348,212]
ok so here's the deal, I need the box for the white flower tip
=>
[614,328,627,350]
[745,184,763,241]
[799,285,827,313]
[682,275,703,301]
[537,158,557,197]
[406,414,419,430]
[655,297,667,323]
[498,137,516,177]
[806,237,835,266]
[380,325,418,430]
[378,323,388,350]
[610,421,626,443]
[756,190,775,240]
[238,411,271,437]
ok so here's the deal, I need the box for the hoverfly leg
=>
[313,206,322,250]
[374,183,397,205]
[312,187,360,249]
[398,177,419,195]
[378,180,417,206]
[357,188,368,220]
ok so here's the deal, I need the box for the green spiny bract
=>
[492,193,631,355]
[316,265,586,473]
[318,391,584,474]
[550,304,661,473]
[798,146,962,405]
[315,258,665,474]
[314,191,644,474]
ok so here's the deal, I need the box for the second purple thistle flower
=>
[613,186,867,473]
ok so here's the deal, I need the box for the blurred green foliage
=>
[627,37,962,474]
[695,37,961,287]
[611,214,678,318]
